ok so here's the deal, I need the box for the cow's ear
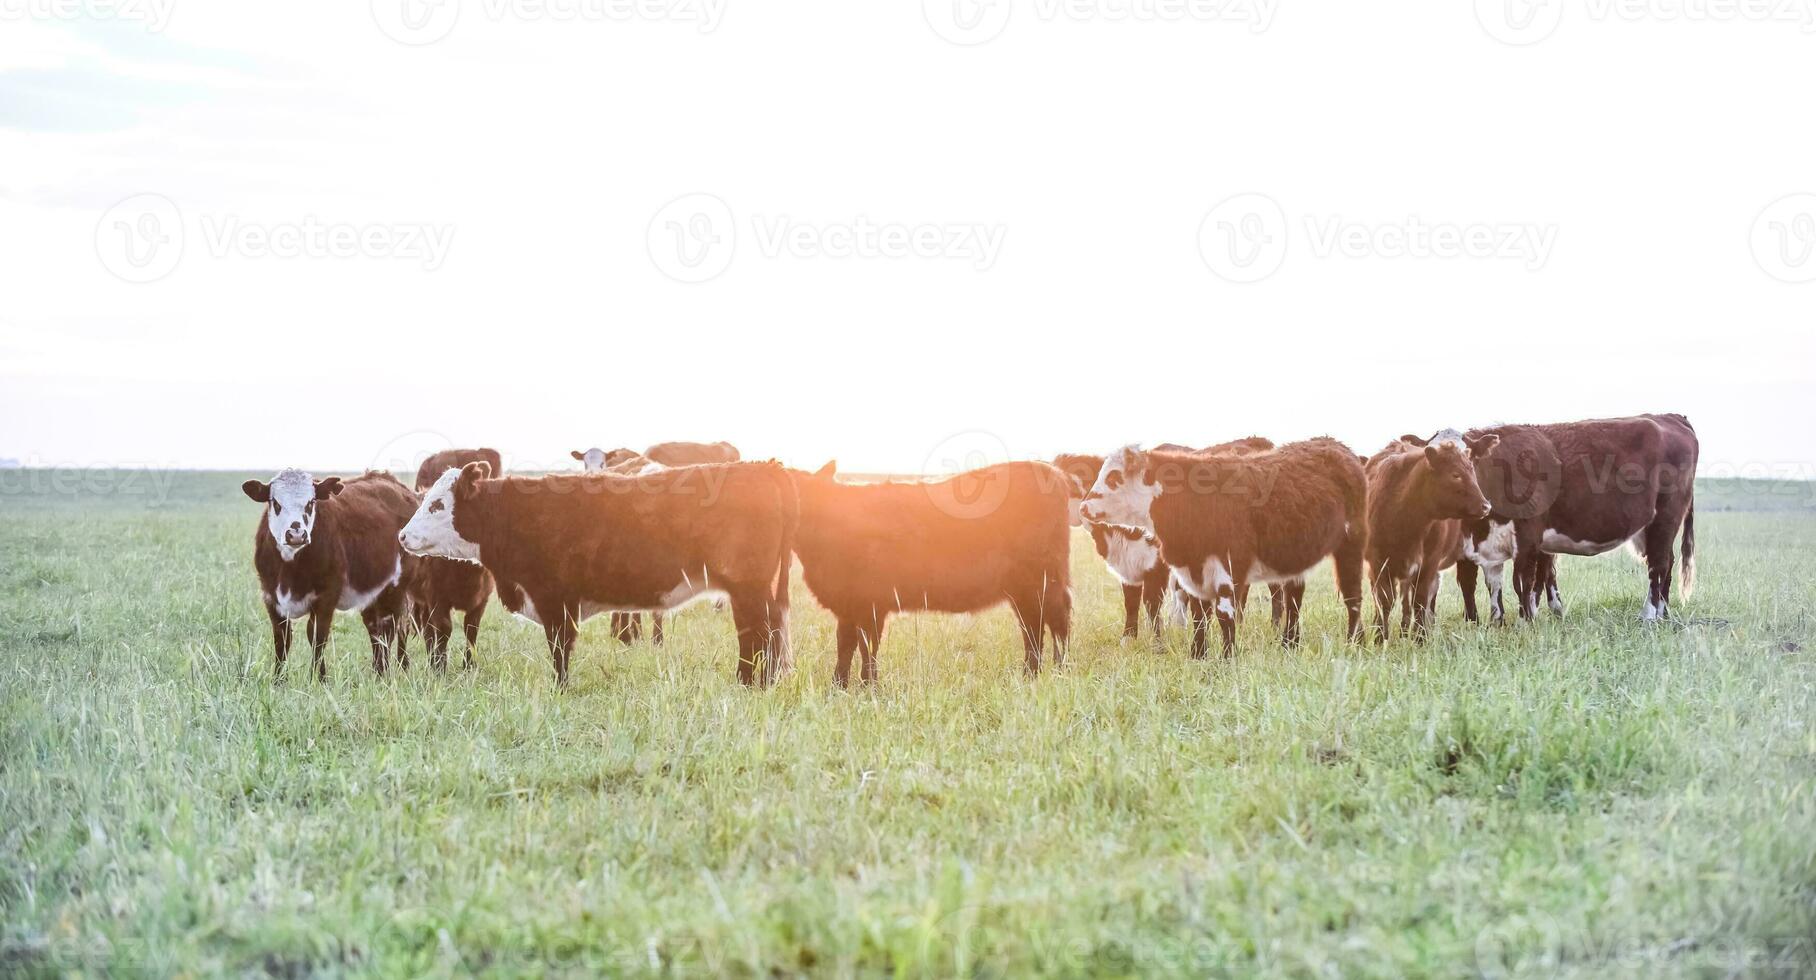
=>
[1399,433,1430,447]
[241,480,270,503]
[1424,445,1443,465]
[1467,434,1500,458]
[813,460,837,479]
[456,460,490,499]
[314,477,344,499]
[570,450,584,461]
[1128,450,1154,485]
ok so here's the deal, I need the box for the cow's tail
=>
[1680,495,1696,600]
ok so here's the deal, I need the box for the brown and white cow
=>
[790,461,1072,685]
[409,449,499,670]
[1055,437,1279,642]
[1363,430,1497,642]
[1080,438,1367,658]
[571,447,646,473]
[1449,414,1698,623]
[399,461,795,687]
[244,469,420,679]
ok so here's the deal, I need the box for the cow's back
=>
[331,472,418,590]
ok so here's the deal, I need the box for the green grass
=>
[2,472,1813,977]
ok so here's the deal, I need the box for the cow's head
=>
[242,469,342,560]
[1079,445,1160,530]
[1399,430,1499,520]
[399,461,489,561]
[571,448,606,472]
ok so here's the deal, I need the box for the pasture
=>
[2,470,1813,977]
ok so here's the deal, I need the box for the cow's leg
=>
[266,605,292,679]
[1120,584,1142,639]
[365,585,410,674]
[1233,582,1251,626]
[1641,518,1678,622]
[1456,559,1480,623]
[834,618,859,688]
[1413,567,1442,641]
[542,606,577,688]
[1268,584,1284,630]
[610,612,633,646]
[1333,533,1366,644]
[1279,579,1306,648]
[1398,577,1415,638]
[759,597,792,687]
[859,612,886,684]
[1370,566,1396,646]
[1543,555,1564,617]
[426,604,453,671]
[1141,578,1165,644]
[460,602,484,669]
[363,607,391,675]
[729,592,763,686]
[1183,594,1210,660]
[650,611,665,647]
[1009,590,1047,674]
[1214,579,1241,657]
[1483,561,1508,625]
[306,609,332,681]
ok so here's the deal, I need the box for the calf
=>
[1056,436,1279,642]
[1081,438,1367,658]
[243,469,420,679]
[1363,431,1497,642]
[1452,414,1698,623]
[571,447,643,472]
[399,461,795,687]
[410,450,499,670]
[645,441,740,466]
[790,461,1071,685]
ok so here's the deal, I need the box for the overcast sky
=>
[2,2,1812,476]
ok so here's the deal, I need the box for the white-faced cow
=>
[409,449,500,670]
[789,461,1072,685]
[244,469,420,679]
[1081,438,1367,658]
[1363,430,1497,642]
[1055,436,1279,642]
[1449,414,1698,623]
[571,447,644,473]
[399,460,796,687]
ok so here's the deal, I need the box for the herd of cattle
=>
[241,414,1700,687]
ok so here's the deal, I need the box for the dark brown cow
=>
[1081,439,1367,657]
[1450,414,1698,623]
[416,447,502,494]
[243,469,420,679]
[409,450,498,670]
[790,461,1071,685]
[1056,437,1279,642]
[1363,430,1497,642]
[400,461,795,687]
[645,441,740,467]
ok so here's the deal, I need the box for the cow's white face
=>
[243,468,341,561]
[573,448,607,472]
[1080,445,1161,530]
[399,468,480,562]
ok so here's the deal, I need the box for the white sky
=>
[1,1,1812,476]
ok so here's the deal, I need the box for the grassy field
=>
[2,470,1814,977]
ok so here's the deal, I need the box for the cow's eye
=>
[304,500,314,515]
[271,501,281,514]
[1105,471,1123,491]
[428,499,444,513]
